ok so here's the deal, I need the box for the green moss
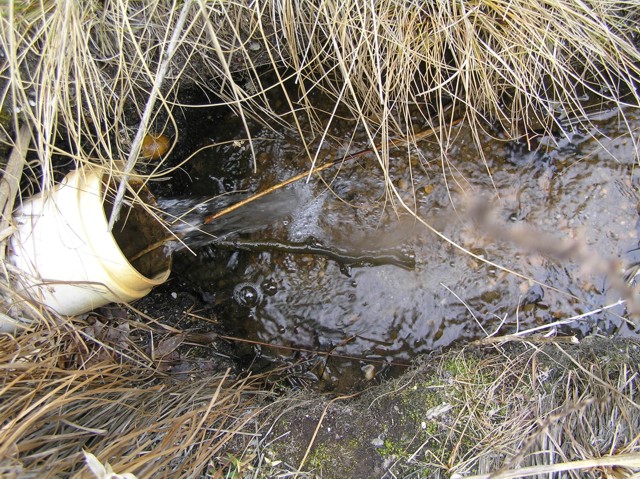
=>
[377,438,408,458]
[443,354,479,377]
[423,420,438,435]
[398,381,446,427]
[308,444,332,471]
[305,439,362,478]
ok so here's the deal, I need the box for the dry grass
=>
[410,339,640,478]
[0,315,276,479]
[0,1,638,206]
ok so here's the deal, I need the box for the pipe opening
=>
[102,180,171,281]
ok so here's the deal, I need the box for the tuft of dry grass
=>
[414,339,640,478]
[274,0,640,189]
[0,317,275,479]
[0,1,637,210]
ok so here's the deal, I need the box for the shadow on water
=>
[161,90,640,390]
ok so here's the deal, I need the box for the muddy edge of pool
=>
[223,336,639,478]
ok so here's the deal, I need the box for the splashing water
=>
[157,188,301,254]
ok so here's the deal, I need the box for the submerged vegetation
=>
[0,0,639,477]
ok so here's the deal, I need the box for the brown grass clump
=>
[0,1,638,209]
[0,317,273,479]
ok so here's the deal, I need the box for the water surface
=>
[169,100,640,386]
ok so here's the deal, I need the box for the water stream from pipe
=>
[156,94,640,389]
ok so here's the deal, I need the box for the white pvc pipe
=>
[8,166,171,316]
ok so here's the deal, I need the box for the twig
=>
[212,237,416,270]
[298,392,360,472]
[108,0,192,231]
[212,333,411,367]
[203,156,342,225]
[512,299,626,337]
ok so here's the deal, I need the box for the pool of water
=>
[166,94,640,387]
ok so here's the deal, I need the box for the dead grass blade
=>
[0,323,274,479]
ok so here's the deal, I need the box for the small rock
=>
[361,364,376,381]
[426,403,452,420]
[371,437,384,448]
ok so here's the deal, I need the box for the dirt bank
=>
[218,336,640,478]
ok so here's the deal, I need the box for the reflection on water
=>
[169,102,640,386]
